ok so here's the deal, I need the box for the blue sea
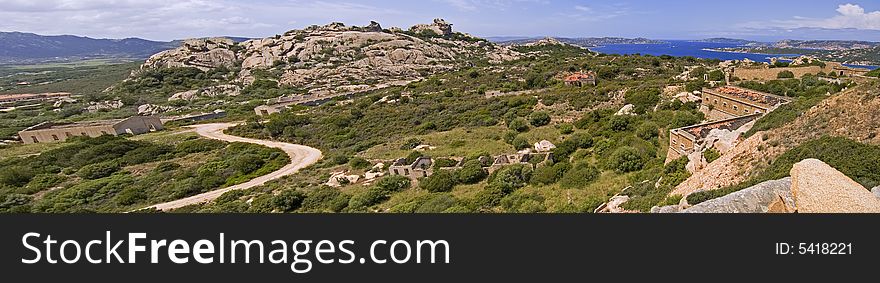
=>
[592,40,878,70]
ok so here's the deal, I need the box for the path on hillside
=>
[145,123,322,211]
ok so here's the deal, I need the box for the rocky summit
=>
[140,19,520,93]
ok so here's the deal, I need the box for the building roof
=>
[671,114,761,141]
[564,72,596,82]
[707,86,791,106]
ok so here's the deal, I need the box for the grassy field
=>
[361,126,514,160]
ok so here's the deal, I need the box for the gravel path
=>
[145,123,322,211]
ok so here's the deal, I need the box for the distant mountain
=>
[0,32,180,65]
[494,37,666,47]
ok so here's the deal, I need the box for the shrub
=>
[703,148,721,163]
[348,187,389,210]
[636,122,659,140]
[77,161,121,180]
[531,162,571,185]
[455,160,487,184]
[375,175,412,193]
[529,111,551,127]
[399,138,422,150]
[608,147,646,173]
[777,70,795,79]
[624,88,661,114]
[609,116,631,131]
[558,123,574,135]
[273,190,306,212]
[420,170,457,193]
[301,187,350,212]
[488,164,532,193]
[404,151,423,165]
[559,162,600,189]
[511,136,530,150]
[348,157,372,170]
[415,194,458,213]
[434,158,458,168]
[508,118,529,132]
[501,192,546,213]
[0,166,35,187]
[175,139,226,154]
[230,154,265,174]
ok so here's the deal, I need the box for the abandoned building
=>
[668,114,760,161]
[18,116,163,144]
[564,71,597,87]
[388,157,434,179]
[701,86,792,119]
[164,110,227,124]
[534,140,556,152]
[0,92,71,105]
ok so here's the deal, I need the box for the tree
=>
[508,118,529,132]
[488,164,533,193]
[375,175,412,193]
[608,147,646,173]
[455,160,487,184]
[777,70,795,79]
[636,122,659,140]
[511,136,530,150]
[420,170,457,193]
[231,154,265,174]
[529,111,551,127]
[559,163,600,189]
[531,162,571,185]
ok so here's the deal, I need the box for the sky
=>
[0,0,879,42]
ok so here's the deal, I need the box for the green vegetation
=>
[687,136,880,205]
[0,135,288,213]
[740,76,849,138]
[776,70,795,79]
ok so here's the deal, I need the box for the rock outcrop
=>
[169,84,241,101]
[137,104,175,116]
[139,20,519,95]
[84,100,123,113]
[790,159,880,213]
[873,186,880,199]
[680,178,793,213]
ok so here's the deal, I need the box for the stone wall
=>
[733,66,823,81]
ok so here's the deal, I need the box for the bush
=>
[501,192,546,213]
[559,162,600,189]
[609,116,631,131]
[420,170,457,193]
[230,154,265,174]
[455,160,487,184]
[175,139,226,154]
[608,147,646,173]
[777,70,795,79]
[415,194,458,213]
[558,123,574,134]
[511,136,530,150]
[624,88,661,114]
[399,138,422,150]
[77,161,121,180]
[703,148,721,163]
[0,166,35,187]
[708,70,725,81]
[636,122,659,140]
[273,190,306,212]
[375,175,412,193]
[301,187,350,212]
[434,158,458,168]
[529,111,551,127]
[508,118,529,132]
[488,164,532,193]
[348,157,372,170]
[531,162,571,185]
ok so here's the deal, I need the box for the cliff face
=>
[140,20,520,92]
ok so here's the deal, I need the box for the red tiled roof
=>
[564,72,596,82]
[711,86,788,106]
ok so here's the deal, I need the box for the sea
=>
[591,40,879,70]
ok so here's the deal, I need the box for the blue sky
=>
[0,0,878,41]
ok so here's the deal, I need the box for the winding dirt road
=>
[146,123,322,211]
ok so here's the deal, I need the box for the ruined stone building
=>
[18,116,163,144]
[702,86,792,119]
[564,71,597,87]
[668,114,761,161]
[388,157,434,180]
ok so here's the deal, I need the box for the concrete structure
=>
[18,116,163,144]
[702,86,792,119]
[668,114,760,160]
[163,110,227,123]
[564,71,597,87]
[388,157,434,180]
[0,92,71,105]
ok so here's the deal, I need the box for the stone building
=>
[668,114,760,161]
[388,157,434,179]
[18,116,163,144]
[563,71,597,87]
[702,86,791,119]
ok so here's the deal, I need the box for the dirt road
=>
[145,123,322,211]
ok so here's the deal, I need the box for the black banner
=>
[0,214,876,282]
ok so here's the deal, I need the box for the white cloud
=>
[741,3,880,30]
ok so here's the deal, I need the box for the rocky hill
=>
[140,19,520,93]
